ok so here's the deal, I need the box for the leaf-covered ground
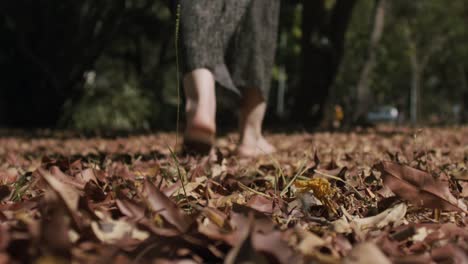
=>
[0,127,467,263]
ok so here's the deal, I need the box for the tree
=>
[392,1,465,124]
[291,0,357,127]
[353,0,388,123]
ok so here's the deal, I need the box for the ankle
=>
[183,68,216,132]
[239,125,261,144]
[186,113,216,134]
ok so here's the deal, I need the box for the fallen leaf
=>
[459,182,468,198]
[246,195,279,215]
[411,227,432,242]
[393,254,433,264]
[450,168,468,181]
[202,207,229,229]
[39,191,72,258]
[38,168,80,212]
[224,221,268,264]
[91,215,149,244]
[0,185,10,201]
[0,224,10,251]
[84,182,106,202]
[1,128,468,263]
[252,230,298,264]
[295,178,336,202]
[378,162,467,212]
[141,179,192,233]
[344,243,391,264]
[296,229,326,256]
[431,244,468,264]
[332,216,353,234]
[351,203,407,231]
[49,166,85,189]
[116,199,146,220]
[75,168,99,184]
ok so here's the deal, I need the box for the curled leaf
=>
[91,218,149,244]
[344,243,391,264]
[141,179,192,233]
[38,168,80,212]
[351,203,407,230]
[378,162,467,212]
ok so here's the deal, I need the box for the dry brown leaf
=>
[246,195,279,215]
[378,161,467,212]
[75,168,99,184]
[39,191,72,258]
[460,182,468,198]
[202,207,229,229]
[141,179,192,233]
[335,203,407,233]
[431,244,468,264]
[450,168,468,181]
[344,243,391,264]
[349,203,407,230]
[91,212,149,244]
[49,166,85,189]
[2,128,468,263]
[224,221,268,264]
[116,199,146,220]
[296,229,326,256]
[0,185,10,201]
[38,168,80,212]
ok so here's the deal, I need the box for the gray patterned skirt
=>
[180,0,280,98]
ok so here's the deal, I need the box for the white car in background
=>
[366,106,399,123]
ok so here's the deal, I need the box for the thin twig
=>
[257,145,284,197]
[168,146,190,208]
[280,160,308,197]
[238,182,271,198]
[174,2,181,147]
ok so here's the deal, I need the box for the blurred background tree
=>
[0,0,467,130]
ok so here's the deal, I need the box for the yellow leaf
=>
[295,178,335,202]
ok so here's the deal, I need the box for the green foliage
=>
[332,0,468,122]
[66,73,153,131]
[275,3,302,88]
[62,0,178,130]
[1,0,467,128]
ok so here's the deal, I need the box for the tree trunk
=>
[292,0,357,127]
[354,0,388,123]
[461,64,468,123]
[404,24,445,125]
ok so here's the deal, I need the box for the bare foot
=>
[183,69,216,154]
[237,136,276,157]
[237,88,276,157]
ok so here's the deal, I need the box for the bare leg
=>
[237,88,276,157]
[183,69,216,145]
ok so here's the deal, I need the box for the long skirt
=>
[180,0,280,98]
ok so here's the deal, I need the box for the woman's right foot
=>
[237,88,276,157]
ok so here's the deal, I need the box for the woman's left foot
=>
[237,136,276,157]
[237,88,276,157]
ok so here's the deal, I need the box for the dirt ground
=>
[0,126,467,263]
